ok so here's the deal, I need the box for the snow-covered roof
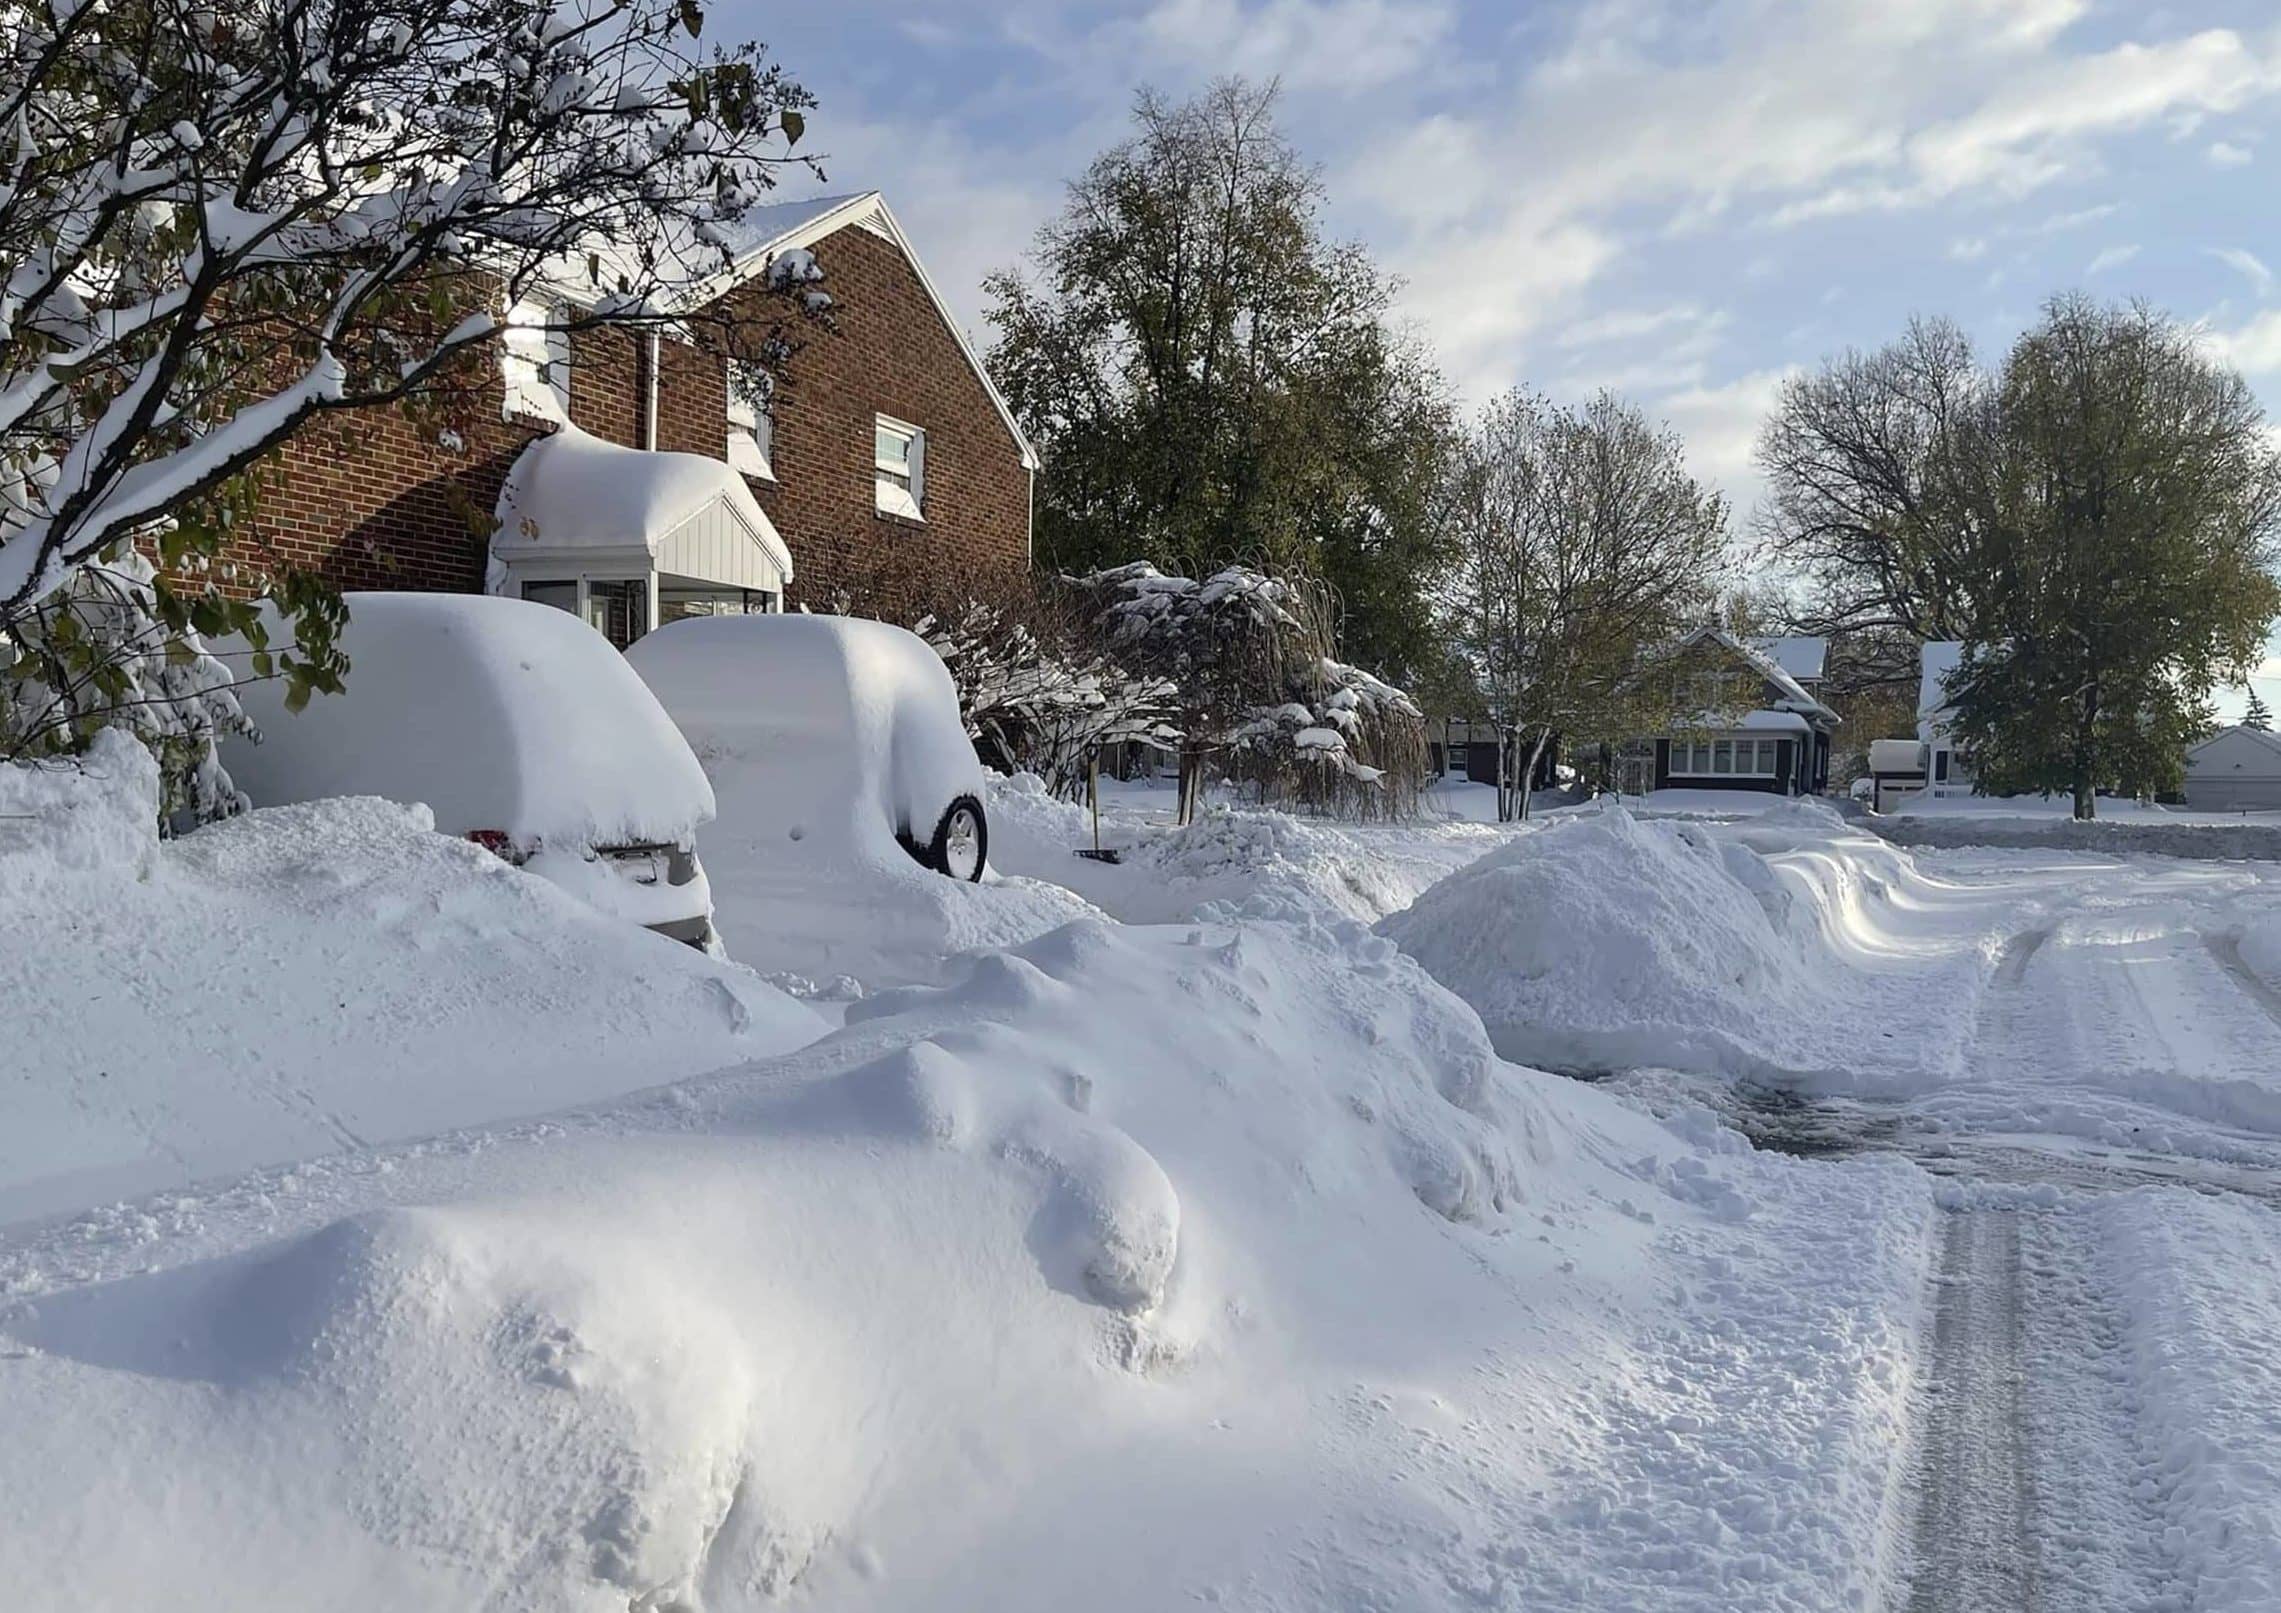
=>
[1919,641,1963,720]
[494,426,792,589]
[676,190,1041,475]
[1678,626,1840,723]
[1752,636,1828,684]
[2189,723,2281,764]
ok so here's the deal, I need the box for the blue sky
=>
[730,0,2281,714]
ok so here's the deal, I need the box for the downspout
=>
[643,331,660,451]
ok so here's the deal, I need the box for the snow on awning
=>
[492,425,792,592]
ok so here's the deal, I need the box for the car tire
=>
[926,795,988,882]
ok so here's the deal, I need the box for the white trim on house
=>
[682,191,1044,473]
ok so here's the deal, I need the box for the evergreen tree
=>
[2246,689,2273,731]
[984,80,1457,682]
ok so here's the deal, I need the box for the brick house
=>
[242,191,1038,644]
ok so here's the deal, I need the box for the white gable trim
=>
[677,192,1042,473]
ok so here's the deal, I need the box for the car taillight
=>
[467,829,516,861]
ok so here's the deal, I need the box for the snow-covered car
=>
[625,612,988,881]
[220,592,719,946]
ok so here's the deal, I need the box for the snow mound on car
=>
[0,754,823,1224]
[1379,801,1984,1086]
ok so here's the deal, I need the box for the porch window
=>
[727,359,773,479]
[874,415,924,518]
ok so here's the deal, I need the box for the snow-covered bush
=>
[917,599,1174,798]
[1230,656,1428,821]
[2,547,253,824]
[1071,562,1426,822]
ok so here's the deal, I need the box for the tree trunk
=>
[1177,745,1205,826]
[1494,732,1518,823]
[2072,680,2099,820]
[1516,727,1552,822]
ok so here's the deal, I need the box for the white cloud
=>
[1654,367,1802,518]
[1949,237,1990,261]
[2085,243,2141,276]
[2209,138,2255,166]
[1132,0,1455,91]
[2209,246,2275,297]
[2212,309,2281,375]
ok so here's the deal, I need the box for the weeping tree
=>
[0,0,817,817]
[1071,561,1425,824]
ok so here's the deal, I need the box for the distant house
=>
[1638,628,1839,796]
[2185,724,2281,812]
[1917,641,1973,797]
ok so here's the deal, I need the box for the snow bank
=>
[1379,801,1987,1086]
[0,770,820,1224]
[0,906,1936,1611]
[1875,812,2281,861]
[986,772,1516,926]
[0,728,159,892]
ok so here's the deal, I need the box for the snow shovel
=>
[1074,755,1123,864]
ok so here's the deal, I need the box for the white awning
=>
[492,425,792,593]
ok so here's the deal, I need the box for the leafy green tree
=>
[984,78,1456,681]
[1949,297,2281,817]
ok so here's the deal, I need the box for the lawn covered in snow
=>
[8,746,2281,1610]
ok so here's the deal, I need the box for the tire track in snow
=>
[1905,1208,2033,1613]
[2203,931,2281,1028]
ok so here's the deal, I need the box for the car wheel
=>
[927,795,988,881]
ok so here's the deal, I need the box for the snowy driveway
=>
[1588,842,2281,1613]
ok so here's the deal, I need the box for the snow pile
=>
[986,772,1516,927]
[0,727,160,892]
[226,592,714,852]
[1380,801,1986,1085]
[0,771,820,1224]
[0,908,1937,1611]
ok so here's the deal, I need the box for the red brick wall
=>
[678,223,1034,614]
[228,217,1032,609]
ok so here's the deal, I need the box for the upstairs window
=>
[874,415,924,519]
[726,359,774,479]
[502,297,570,420]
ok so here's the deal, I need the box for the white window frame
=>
[1670,734,1783,778]
[874,414,924,520]
[726,358,774,479]
[502,296,571,421]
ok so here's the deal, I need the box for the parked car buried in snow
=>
[625,612,989,883]
[220,592,720,947]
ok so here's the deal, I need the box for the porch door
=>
[582,580,648,650]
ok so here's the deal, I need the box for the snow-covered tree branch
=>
[1,0,814,612]
[0,0,819,815]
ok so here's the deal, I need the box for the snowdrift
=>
[0,906,1935,1612]
[1380,800,1993,1087]
[0,740,820,1224]
[1876,812,2281,861]
[986,772,1515,926]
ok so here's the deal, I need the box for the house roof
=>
[2189,723,2281,763]
[1752,635,1828,683]
[680,190,1042,474]
[1679,625,1841,723]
